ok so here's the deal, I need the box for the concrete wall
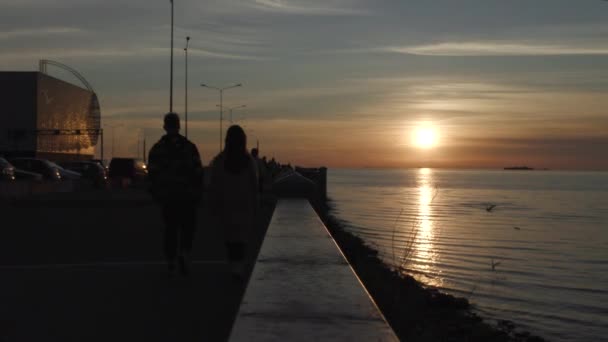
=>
[230,199,398,341]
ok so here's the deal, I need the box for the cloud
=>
[172,22,273,53]
[251,0,368,15]
[385,41,608,56]
[0,46,271,63]
[0,27,83,39]
[0,48,140,63]
[187,47,273,61]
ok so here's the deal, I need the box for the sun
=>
[413,127,438,149]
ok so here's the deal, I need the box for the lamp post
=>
[169,0,174,113]
[217,104,246,124]
[184,36,190,138]
[201,83,242,152]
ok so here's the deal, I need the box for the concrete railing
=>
[230,199,398,341]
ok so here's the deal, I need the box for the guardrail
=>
[229,199,398,341]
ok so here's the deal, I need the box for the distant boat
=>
[504,166,534,170]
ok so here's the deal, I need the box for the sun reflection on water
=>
[411,168,442,287]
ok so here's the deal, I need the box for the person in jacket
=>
[209,125,258,281]
[148,112,204,276]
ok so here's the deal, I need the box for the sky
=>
[1,0,608,170]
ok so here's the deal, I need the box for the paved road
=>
[0,189,275,342]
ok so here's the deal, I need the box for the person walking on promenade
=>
[209,125,258,281]
[148,112,204,276]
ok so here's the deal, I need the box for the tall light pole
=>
[169,0,174,113]
[217,104,246,123]
[201,83,242,152]
[184,36,190,138]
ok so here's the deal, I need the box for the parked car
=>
[108,158,148,186]
[90,159,109,175]
[61,161,108,188]
[13,169,43,181]
[0,157,16,181]
[47,161,82,181]
[9,158,62,181]
[91,159,109,170]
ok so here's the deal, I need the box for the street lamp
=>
[217,104,246,124]
[184,36,190,138]
[169,0,175,112]
[201,83,242,152]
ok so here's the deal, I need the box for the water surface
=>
[329,169,608,342]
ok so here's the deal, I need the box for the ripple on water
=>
[329,169,608,342]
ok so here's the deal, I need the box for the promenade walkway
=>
[230,199,398,341]
[0,189,274,342]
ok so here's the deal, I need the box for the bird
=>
[486,204,497,212]
[513,226,521,230]
[491,259,502,271]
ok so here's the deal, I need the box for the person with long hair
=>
[209,125,258,280]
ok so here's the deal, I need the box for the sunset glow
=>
[414,127,438,149]
[1,1,607,170]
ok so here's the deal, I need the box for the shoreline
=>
[311,197,547,342]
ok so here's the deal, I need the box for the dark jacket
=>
[147,134,203,204]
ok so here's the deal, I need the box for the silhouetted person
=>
[210,125,258,281]
[148,112,204,276]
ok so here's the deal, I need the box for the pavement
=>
[0,189,275,342]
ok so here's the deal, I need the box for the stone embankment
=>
[312,198,547,342]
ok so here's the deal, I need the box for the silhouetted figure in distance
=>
[148,112,204,276]
[210,125,258,281]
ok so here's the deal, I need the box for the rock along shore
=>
[312,197,547,342]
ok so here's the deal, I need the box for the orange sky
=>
[3,1,608,170]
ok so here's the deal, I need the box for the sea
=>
[328,169,608,342]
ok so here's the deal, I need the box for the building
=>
[0,64,101,162]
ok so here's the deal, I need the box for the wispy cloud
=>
[174,23,272,51]
[0,46,271,63]
[167,47,273,61]
[251,0,368,15]
[385,41,608,56]
[0,27,83,40]
[0,48,140,62]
